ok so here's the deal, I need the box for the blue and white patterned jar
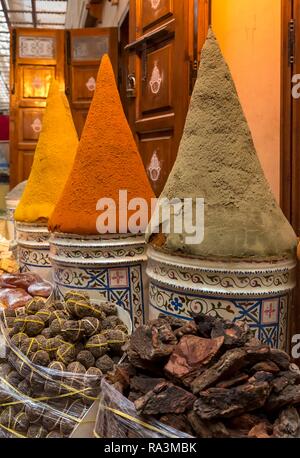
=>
[49,233,149,329]
[16,222,52,282]
[147,246,296,350]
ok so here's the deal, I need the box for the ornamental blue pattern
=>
[53,263,146,329]
[149,281,289,350]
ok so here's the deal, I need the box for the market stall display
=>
[146,29,297,350]
[0,272,53,310]
[49,55,155,328]
[96,314,300,438]
[14,80,78,281]
[0,291,131,438]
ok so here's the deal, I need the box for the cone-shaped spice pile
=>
[15,80,78,223]
[49,55,155,235]
[150,29,297,260]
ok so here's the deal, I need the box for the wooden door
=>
[10,28,65,188]
[126,0,209,196]
[65,28,118,138]
[282,0,300,350]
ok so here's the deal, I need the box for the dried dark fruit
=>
[48,360,66,374]
[23,315,45,337]
[102,315,123,330]
[100,302,118,317]
[85,367,102,387]
[73,300,105,320]
[49,318,67,337]
[6,370,23,387]
[0,363,12,378]
[41,328,52,339]
[46,431,64,438]
[30,350,50,367]
[25,298,46,315]
[95,355,114,374]
[56,343,76,365]
[20,337,39,357]
[25,404,45,424]
[12,411,29,434]
[81,317,101,337]
[67,361,86,375]
[86,334,108,358]
[103,329,127,352]
[61,320,85,343]
[10,332,27,348]
[77,350,95,369]
[36,309,52,325]
[48,310,70,325]
[27,425,48,438]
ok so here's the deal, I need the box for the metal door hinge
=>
[289,19,295,65]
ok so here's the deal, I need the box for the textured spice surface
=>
[149,29,297,260]
[49,55,154,235]
[15,80,78,223]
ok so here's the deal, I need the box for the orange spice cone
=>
[49,54,155,235]
[15,80,79,223]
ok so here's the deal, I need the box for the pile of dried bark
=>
[107,314,300,438]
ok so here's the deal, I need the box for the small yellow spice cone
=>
[15,80,78,223]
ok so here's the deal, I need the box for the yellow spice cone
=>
[15,80,79,223]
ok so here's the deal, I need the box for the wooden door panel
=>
[21,66,54,101]
[142,0,173,30]
[140,44,173,115]
[66,28,118,138]
[19,109,44,144]
[140,135,173,195]
[128,0,209,196]
[10,28,65,188]
[17,150,35,182]
[72,110,89,138]
[19,35,57,60]
[71,66,98,104]
[72,35,110,61]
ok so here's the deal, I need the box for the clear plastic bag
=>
[0,321,100,438]
[94,379,192,439]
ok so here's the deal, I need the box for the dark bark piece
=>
[251,360,280,374]
[244,346,271,364]
[187,411,213,438]
[130,375,166,395]
[134,381,196,416]
[248,371,275,383]
[211,319,252,348]
[106,363,136,392]
[269,349,290,370]
[160,413,194,436]
[216,374,249,389]
[174,321,198,339]
[227,413,267,432]
[128,322,178,369]
[157,314,186,330]
[164,335,224,384]
[128,391,145,402]
[194,382,270,420]
[248,422,272,439]
[245,337,262,347]
[271,370,300,394]
[266,384,300,411]
[190,313,217,338]
[187,411,229,438]
[191,348,246,394]
[273,407,300,438]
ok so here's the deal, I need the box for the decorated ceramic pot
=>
[49,233,149,329]
[147,246,297,350]
[16,222,52,281]
[5,181,27,241]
